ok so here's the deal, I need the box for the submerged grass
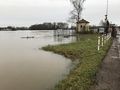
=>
[42,34,112,90]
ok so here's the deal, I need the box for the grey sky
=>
[0,0,119,26]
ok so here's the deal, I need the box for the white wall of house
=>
[77,23,89,32]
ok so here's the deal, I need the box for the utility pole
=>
[105,0,108,21]
[105,0,109,35]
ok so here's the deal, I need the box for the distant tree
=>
[69,0,86,32]
[71,25,76,30]
[29,22,68,30]
[7,26,16,31]
[15,27,28,30]
[57,23,68,29]
[70,0,86,22]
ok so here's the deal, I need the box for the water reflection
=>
[0,30,73,90]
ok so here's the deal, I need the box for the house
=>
[77,19,90,32]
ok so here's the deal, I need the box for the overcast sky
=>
[0,0,119,27]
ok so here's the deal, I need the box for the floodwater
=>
[0,30,75,90]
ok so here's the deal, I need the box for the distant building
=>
[77,19,90,32]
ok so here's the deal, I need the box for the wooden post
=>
[98,36,100,51]
[101,35,104,46]
[104,35,107,44]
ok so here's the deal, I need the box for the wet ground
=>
[90,31,120,90]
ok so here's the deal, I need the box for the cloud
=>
[0,0,120,26]
[0,5,70,26]
[0,0,70,7]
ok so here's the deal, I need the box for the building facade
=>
[77,19,90,32]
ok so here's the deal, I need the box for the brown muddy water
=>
[0,30,75,90]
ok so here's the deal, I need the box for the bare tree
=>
[70,0,86,23]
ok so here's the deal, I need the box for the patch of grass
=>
[42,34,112,90]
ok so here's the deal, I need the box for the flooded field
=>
[0,30,75,90]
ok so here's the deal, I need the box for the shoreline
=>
[42,34,112,90]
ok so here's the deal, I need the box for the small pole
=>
[98,36,100,51]
[101,35,104,46]
[104,35,106,44]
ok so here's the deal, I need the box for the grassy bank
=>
[42,34,112,90]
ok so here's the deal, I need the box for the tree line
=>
[29,22,69,30]
[0,26,28,31]
[0,22,69,31]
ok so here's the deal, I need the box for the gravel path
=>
[90,33,120,90]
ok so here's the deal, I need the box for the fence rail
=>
[97,33,111,51]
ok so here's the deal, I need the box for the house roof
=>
[77,19,90,23]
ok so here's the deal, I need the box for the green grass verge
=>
[42,34,112,90]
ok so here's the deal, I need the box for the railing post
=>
[104,35,107,44]
[101,35,104,47]
[98,36,100,51]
